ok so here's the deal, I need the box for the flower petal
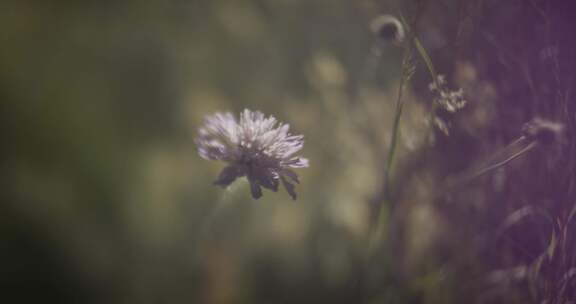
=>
[249,179,263,199]
[213,165,244,187]
[248,167,279,193]
[281,176,297,200]
[282,169,300,184]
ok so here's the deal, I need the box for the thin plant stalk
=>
[414,36,444,139]
[401,13,444,138]
[383,50,412,201]
[443,137,539,194]
[370,46,414,248]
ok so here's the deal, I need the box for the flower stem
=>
[383,50,411,201]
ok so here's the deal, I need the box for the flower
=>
[195,109,308,200]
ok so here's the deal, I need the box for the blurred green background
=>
[2,0,574,303]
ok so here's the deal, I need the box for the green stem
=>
[370,46,412,249]
[383,51,410,200]
[414,36,439,86]
[413,36,444,140]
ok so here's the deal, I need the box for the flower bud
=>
[371,15,405,45]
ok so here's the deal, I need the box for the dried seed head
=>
[521,118,564,145]
[429,74,467,113]
[371,15,405,45]
[428,74,467,136]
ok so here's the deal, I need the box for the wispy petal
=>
[213,165,244,187]
[281,176,297,200]
[282,169,300,184]
[249,179,263,199]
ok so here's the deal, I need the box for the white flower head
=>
[195,109,308,200]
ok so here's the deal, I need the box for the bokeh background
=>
[2,0,575,303]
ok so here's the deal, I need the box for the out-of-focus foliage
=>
[2,0,575,303]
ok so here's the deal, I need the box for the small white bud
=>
[370,15,405,45]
